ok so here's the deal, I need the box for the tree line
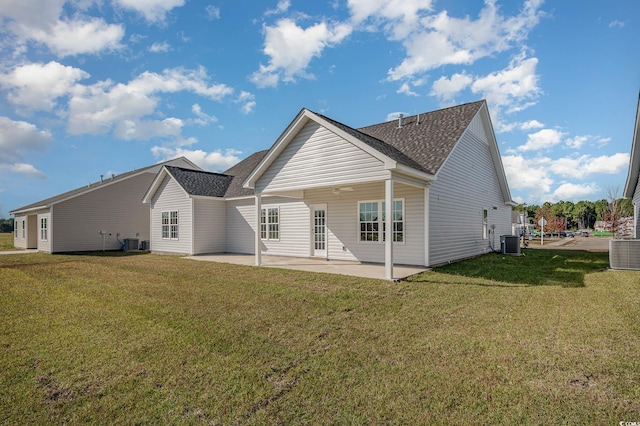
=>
[0,218,13,233]
[515,198,634,233]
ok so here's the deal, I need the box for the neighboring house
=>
[512,210,534,236]
[623,92,640,239]
[10,157,199,252]
[144,100,515,279]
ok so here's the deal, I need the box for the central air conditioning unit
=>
[123,238,139,252]
[500,235,521,255]
[609,239,640,270]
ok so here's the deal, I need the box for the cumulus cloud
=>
[151,140,242,172]
[148,41,172,53]
[113,0,185,23]
[387,0,544,81]
[348,0,433,39]
[265,0,291,16]
[0,61,89,112]
[431,72,473,102]
[250,18,352,87]
[517,128,566,152]
[0,116,52,178]
[503,151,630,202]
[67,67,234,136]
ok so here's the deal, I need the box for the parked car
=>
[565,231,575,237]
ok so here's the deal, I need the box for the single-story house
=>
[10,157,199,252]
[143,100,515,279]
[623,92,640,239]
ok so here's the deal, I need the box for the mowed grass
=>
[1,250,638,424]
[0,233,14,251]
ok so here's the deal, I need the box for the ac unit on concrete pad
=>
[500,235,521,255]
[609,239,640,270]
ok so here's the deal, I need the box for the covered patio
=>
[187,253,428,281]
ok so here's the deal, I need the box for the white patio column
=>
[385,178,394,280]
[255,193,262,266]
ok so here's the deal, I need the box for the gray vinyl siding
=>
[51,172,156,252]
[304,182,425,266]
[150,176,193,255]
[429,113,512,266]
[256,121,388,193]
[193,198,226,254]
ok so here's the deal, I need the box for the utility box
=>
[500,235,521,255]
[140,240,150,251]
[123,238,139,252]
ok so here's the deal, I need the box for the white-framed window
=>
[40,217,47,241]
[260,207,279,240]
[14,221,17,238]
[482,209,488,239]
[22,220,25,238]
[161,211,179,239]
[358,199,404,243]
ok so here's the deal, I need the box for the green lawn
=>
[1,250,638,424]
[0,233,14,251]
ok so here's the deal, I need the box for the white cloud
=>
[397,82,418,96]
[0,61,89,112]
[430,72,472,102]
[151,141,242,172]
[250,18,352,87]
[387,0,544,81]
[582,153,630,176]
[385,111,407,122]
[565,135,589,149]
[517,128,566,152]
[114,118,184,140]
[67,67,234,136]
[0,116,53,162]
[113,0,185,23]
[502,154,553,194]
[549,182,599,202]
[32,18,124,57]
[205,5,221,20]
[520,119,544,130]
[191,103,218,126]
[0,162,46,179]
[348,0,433,39]
[148,41,172,53]
[0,116,52,179]
[265,0,291,16]
[609,20,625,29]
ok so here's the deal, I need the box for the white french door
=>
[312,205,327,258]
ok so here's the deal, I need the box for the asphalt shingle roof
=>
[355,100,485,176]
[164,166,233,198]
[222,150,268,198]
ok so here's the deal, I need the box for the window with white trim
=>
[358,199,404,243]
[40,217,47,241]
[162,211,179,239]
[22,220,25,239]
[260,207,279,240]
[14,221,17,238]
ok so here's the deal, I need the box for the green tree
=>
[0,218,14,233]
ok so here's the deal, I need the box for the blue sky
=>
[1,0,638,216]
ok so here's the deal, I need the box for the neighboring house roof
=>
[10,156,200,215]
[164,166,233,198]
[623,92,640,199]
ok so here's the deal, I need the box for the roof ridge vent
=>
[397,113,404,129]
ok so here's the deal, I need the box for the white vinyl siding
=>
[304,183,424,265]
[37,213,51,252]
[225,199,256,254]
[193,198,226,254]
[256,121,389,193]
[150,176,192,254]
[428,113,512,266]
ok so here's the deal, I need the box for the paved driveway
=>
[528,236,610,252]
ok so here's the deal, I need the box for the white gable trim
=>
[243,109,431,191]
[142,166,191,203]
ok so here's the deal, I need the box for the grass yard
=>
[1,250,638,424]
[0,233,14,251]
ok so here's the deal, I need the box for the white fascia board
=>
[624,93,640,199]
[142,167,169,204]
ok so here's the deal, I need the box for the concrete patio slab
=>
[186,253,428,281]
